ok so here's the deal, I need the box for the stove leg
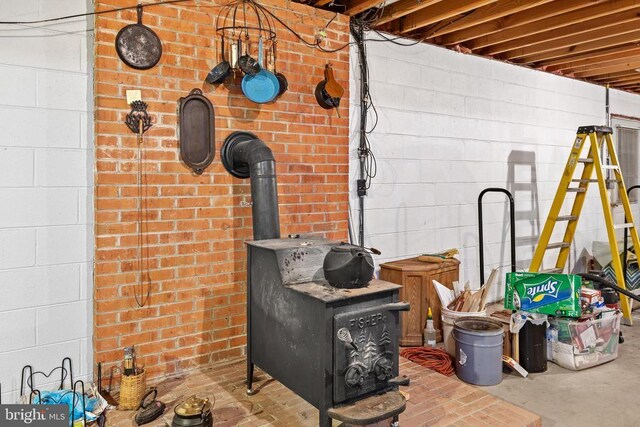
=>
[319,409,331,427]
[390,415,399,426]
[246,360,255,395]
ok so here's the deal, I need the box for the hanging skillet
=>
[272,42,288,97]
[116,5,162,70]
[205,36,230,85]
[241,38,279,104]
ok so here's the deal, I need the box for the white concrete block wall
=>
[350,33,640,302]
[0,0,93,402]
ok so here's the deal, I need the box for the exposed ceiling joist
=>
[466,0,639,51]
[427,0,552,38]
[573,60,640,78]
[499,20,640,61]
[373,0,442,26]
[611,84,640,91]
[593,71,640,83]
[556,49,640,74]
[516,30,640,63]
[437,0,604,46]
[346,0,384,16]
[539,44,640,70]
[399,0,498,34]
[596,73,640,83]
[482,9,640,56]
[302,0,640,93]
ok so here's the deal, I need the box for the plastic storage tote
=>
[546,311,621,370]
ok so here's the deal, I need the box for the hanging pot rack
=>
[215,0,277,44]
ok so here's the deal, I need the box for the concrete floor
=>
[483,312,640,427]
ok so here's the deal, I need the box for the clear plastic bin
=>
[546,311,621,370]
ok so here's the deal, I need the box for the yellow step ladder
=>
[530,125,640,325]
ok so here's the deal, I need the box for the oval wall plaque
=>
[178,88,215,174]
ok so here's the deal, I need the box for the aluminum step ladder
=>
[530,125,640,325]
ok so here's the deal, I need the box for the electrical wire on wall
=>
[0,0,422,51]
[350,19,378,247]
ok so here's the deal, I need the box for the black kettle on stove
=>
[171,395,213,427]
[323,243,379,288]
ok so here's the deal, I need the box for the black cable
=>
[0,0,192,25]
[351,20,378,191]
[351,19,380,245]
[0,0,435,54]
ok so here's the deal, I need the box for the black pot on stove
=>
[323,243,376,288]
[171,396,213,427]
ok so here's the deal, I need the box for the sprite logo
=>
[517,277,570,310]
[525,279,559,303]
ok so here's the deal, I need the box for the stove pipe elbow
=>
[221,132,281,241]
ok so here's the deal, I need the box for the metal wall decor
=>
[115,4,162,70]
[125,100,153,135]
[178,89,216,175]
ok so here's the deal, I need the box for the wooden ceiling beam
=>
[539,44,640,70]
[590,70,640,85]
[482,9,640,56]
[346,0,385,16]
[613,77,640,83]
[439,0,604,46]
[399,0,498,34]
[427,0,552,38]
[313,0,334,7]
[611,79,640,87]
[466,0,638,51]
[612,82,640,91]
[404,14,466,40]
[374,0,442,26]
[557,48,640,74]
[593,71,640,83]
[512,29,640,64]
[572,60,640,78]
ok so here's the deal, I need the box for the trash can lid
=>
[454,316,503,334]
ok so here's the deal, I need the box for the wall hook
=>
[125,100,152,135]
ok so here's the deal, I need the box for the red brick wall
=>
[94,0,350,379]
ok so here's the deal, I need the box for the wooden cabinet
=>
[379,258,460,346]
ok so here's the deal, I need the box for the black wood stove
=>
[221,132,409,426]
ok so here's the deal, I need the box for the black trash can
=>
[519,320,547,373]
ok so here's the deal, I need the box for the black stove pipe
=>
[221,132,281,241]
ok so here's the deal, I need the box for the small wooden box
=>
[380,257,460,346]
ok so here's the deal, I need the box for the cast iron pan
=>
[273,43,288,97]
[238,39,260,76]
[206,37,230,85]
[116,5,162,70]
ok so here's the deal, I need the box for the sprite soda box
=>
[504,272,581,317]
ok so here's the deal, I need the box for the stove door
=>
[333,302,408,403]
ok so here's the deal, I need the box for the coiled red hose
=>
[400,347,455,377]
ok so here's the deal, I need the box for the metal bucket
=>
[441,307,487,357]
[453,316,504,386]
